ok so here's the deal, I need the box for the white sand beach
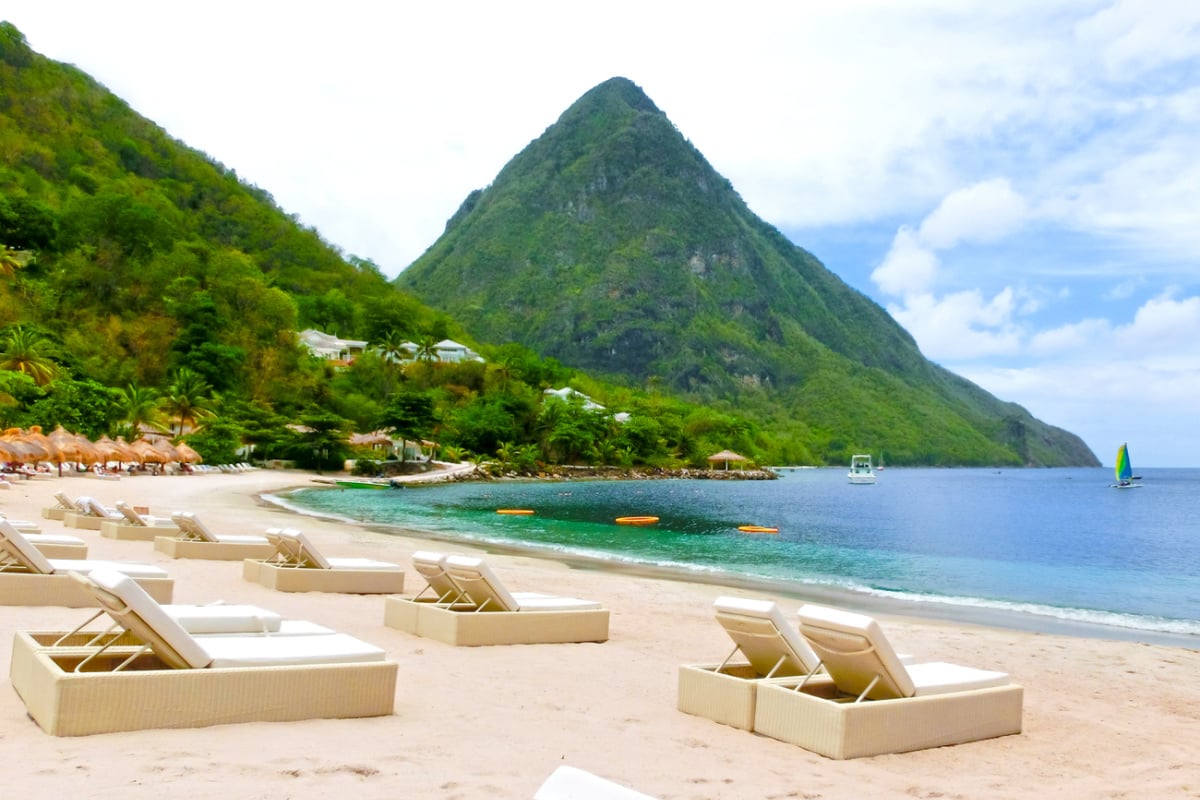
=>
[1,469,1197,799]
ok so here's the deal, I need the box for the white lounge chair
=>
[0,519,173,605]
[384,554,609,646]
[747,604,1023,758]
[677,596,824,730]
[62,496,124,530]
[154,511,275,560]
[43,491,82,521]
[535,765,657,800]
[116,501,175,528]
[9,568,398,735]
[411,550,551,606]
[242,528,405,594]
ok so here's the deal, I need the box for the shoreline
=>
[263,478,1200,651]
[4,469,1199,798]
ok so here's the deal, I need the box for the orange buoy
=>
[615,516,660,526]
[737,525,779,534]
[496,509,535,515]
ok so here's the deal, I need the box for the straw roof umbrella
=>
[706,449,748,471]
[131,438,167,464]
[152,438,181,463]
[174,441,203,464]
[1,428,43,463]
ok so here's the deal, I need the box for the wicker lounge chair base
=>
[61,512,111,531]
[29,540,88,560]
[9,630,397,736]
[155,537,276,561]
[244,559,405,594]
[383,596,610,646]
[752,675,1024,759]
[41,508,68,521]
[676,663,763,730]
[0,573,174,606]
[100,521,179,541]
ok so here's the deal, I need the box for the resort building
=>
[298,329,369,363]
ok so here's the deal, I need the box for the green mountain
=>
[397,77,1098,467]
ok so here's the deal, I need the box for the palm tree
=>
[159,368,216,435]
[116,383,166,434]
[0,326,57,386]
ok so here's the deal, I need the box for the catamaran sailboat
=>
[1110,443,1142,489]
[848,454,877,484]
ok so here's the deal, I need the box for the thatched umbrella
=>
[1,428,43,463]
[130,438,167,464]
[152,438,181,463]
[92,434,133,468]
[174,441,203,464]
[706,449,748,471]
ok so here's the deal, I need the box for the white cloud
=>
[887,288,1023,360]
[917,179,1028,249]
[869,228,939,295]
[1029,319,1112,355]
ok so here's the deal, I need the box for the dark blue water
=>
[273,467,1200,641]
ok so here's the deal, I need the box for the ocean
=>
[271,467,1200,647]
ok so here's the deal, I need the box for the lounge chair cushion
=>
[713,596,820,676]
[798,603,1010,700]
[163,604,284,634]
[268,528,398,570]
[85,569,385,668]
[442,555,601,612]
[48,559,168,580]
[172,511,268,544]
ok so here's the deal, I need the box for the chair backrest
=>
[442,555,519,611]
[0,519,55,574]
[115,501,147,526]
[171,511,218,542]
[53,491,78,510]
[73,568,211,669]
[535,765,657,800]
[412,551,464,602]
[264,528,331,569]
[713,596,820,677]
[79,496,115,518]
[797,604,915,700]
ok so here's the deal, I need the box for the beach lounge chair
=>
[242,528,405,594]
[383,554,609,646]
[43,491,82,521]
[677,596,823,730]
[410,550,552,606]
[22,532,89,560]
[62,496,124,530]
[535,765,658,800]
[0,519,173,605]
[9,568,398,735]
[96,501,179,541]
[748,604,1023,758]
[153,511,275,560]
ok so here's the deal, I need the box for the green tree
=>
[115,383,165,433]
[0,326,58,386]
[377,391,436,462]
[160,368,216,435]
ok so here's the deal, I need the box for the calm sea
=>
[272,467,1200,647]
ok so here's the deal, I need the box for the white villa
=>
[298,329,369,362]
[544,387,605,411]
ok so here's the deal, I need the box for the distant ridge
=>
[397,77,1098,467]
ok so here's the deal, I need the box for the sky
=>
[5,1,1200,466]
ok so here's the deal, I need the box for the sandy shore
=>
[1,469,1197,799]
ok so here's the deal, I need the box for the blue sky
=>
[6,1,1200,465]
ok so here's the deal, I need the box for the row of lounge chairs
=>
[3,493,1023,768]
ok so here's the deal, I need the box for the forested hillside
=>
[398,77,1099,467]
[0,24,773,471]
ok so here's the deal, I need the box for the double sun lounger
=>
[152,511,277,560]
[678,596,1023,758]
[242,528,406,594]
[0,519,173,606]
[10,568,397,736]
[383,551,609,646]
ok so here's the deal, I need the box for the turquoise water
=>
[273,467,1200,645]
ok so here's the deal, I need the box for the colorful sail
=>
[1115,443,1132,482]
